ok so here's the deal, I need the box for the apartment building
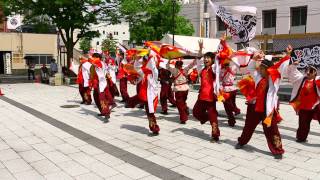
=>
[180,0,320,52]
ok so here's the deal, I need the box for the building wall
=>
[181,0,320,51]
[90,22,130,51]
[0,32,58,72]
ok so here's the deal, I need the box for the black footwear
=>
[160,111,168,115]
[274,154,283,159]
[97,114,103,116]
[210,137,219,143]
[228,121,236,127]
[170,104,176,108]
[80,102,85,104]
[104,115,110,123]
[235,143,243,149]
[296,139,307,143]
[125,104,130,108]
[180,121,186,124]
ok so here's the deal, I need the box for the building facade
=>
[180,0,320,52]
[0,33,58,75]
[89,22,130,51]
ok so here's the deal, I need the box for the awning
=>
[160,34,221,53]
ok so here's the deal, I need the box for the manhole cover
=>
[60,105,80,108]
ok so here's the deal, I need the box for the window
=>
[263,10,276,28]
[123,32,125,34]
[96,41,99,45]
[25,54,54,65]
[291,6,307,26]
[103,31,105,34]
[217,16,226,31]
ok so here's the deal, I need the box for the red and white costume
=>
[192,58,221,140]
[287,64,320,141]
[77,59,92,105]
[126,55,160,134]
[91,58,113,118]
[220,61,240,126]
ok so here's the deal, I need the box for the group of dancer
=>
[76,35,319,159]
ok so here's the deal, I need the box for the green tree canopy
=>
[120,0,194,44]
[101,34,117,57]
[79,37,92,54]
[3,0,119,67]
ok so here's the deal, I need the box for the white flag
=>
[209,0,257,43]
[7,15,22,30]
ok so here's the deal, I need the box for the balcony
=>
[262,27,276,35]
[290,25,306,34]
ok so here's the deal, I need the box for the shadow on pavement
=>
[171,127,272,157]
[78,107,106,122]
[120,124,158,137]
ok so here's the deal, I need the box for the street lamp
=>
[172,0,176,46]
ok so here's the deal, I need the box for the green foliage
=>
[79,38,92,54]
[3,0,119,67]
[101,35,118,56]
[120,0,194,44]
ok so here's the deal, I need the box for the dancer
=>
[158,67,176,115]
[77,57,92,105]
[118,54,130,102]
[166,57,197,124]
[287,61,320,142]
[192,49,221,142]
[126,51,160,134]
[90,53,112,121]
[236,50,286,159]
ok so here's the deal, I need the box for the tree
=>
[79,37,91,54]
[0,1,5,23]
[120,0,194,44]
[101,34,117,56]
[3,0,119,67]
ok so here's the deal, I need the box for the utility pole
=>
[172,0,175,46]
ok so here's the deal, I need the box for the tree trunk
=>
[66,41,73,68]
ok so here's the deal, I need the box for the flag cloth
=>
[209,0,257,43]
[290,44,320,71]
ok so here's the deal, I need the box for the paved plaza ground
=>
[0,83,319,180]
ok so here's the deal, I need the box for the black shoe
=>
[97,114,103,116]
[210,137,219,143]
[170,104,176,108]
[274,154,283,159]
[296,139,307,143]
[80,102,85,104]
[125,104,130,108]
[160,111,168,115]
[235,143,243,149]
[104,115,110,122]
[228,121,236,127]
[180,121,186,124]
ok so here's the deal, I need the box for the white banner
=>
[209,0,257,43]
[7,15,22,30]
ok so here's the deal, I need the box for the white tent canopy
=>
[160,34,221,53]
